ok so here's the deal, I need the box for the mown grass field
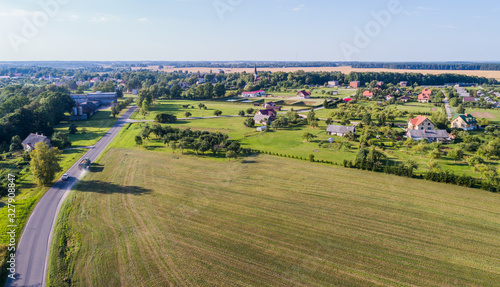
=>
[48,148,500,286]
[130,100,257,120]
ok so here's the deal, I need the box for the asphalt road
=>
[7,106,137,287]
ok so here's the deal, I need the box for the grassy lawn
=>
[131,100,257,120]
[112,118,358,164]
[53,107,126,147]
[48,148,500,286]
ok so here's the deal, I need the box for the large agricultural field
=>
[142,66,500,81]
[48,148,500,286]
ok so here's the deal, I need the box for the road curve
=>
[7,106,137,287]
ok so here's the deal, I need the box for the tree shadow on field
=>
[76,180,152,195]
[89,164,104,173]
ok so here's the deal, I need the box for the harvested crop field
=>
[471,111,495,119]
[134,66,500,80]
[48,149,500,286]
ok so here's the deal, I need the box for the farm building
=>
[297,90,311,99]
[241,90,265,98]
[22,133,51,151]
[406,129,451,142]
[326,125,355,137]
[451,114,478,131]
[408,115,435,131]
[327,81,339,87]
[350,81,361,88]
[253,109,277,125]
[71,92,117,105]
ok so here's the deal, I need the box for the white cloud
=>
[293,4,305,12]
[137,17,149,23]
[91,16,109,22]
[0,9,43,17]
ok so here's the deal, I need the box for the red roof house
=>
[297,90,311,99]
[363,91,373,99]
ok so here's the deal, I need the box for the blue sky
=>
[0,0,499,61]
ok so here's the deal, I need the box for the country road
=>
[7,106,138,287]
[442,90,453,119]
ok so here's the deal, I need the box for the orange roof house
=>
[408,115,435,130]
[363,91,373,98]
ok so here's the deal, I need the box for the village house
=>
[398,95,410,102]
[408,115,435,130]
[350,81,361,88]
[385,95,394,101]
[363,91,373,99]
[451,114,478,131]
[21,133,51,151]
[400,81,408,87]
[406,129,451,142]
[253,109,277,125]
[297,90,311,99]
[418,93,430,103]
[326,125,355,137]
[241,90,265,98]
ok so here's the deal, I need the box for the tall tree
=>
[30,142,61,186]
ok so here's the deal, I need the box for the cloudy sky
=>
[0,0,498,61]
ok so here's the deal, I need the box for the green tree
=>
[135,135,143,146]
[448,148,464,162]
[30,142,61,186]
[214,82,226,98]
[111,105,119,118]
[325,118,333,125]
[302,132,317,142]
[155,113,177,123]
[457,104,466,114]
[307,109,316,125]
[238,110,245,117]
[68,124,78,134]
[184,111,192,118]
[246,108,255,115]
[9,135,23,152]
[226,150,237,161]
[51,132,71,149]
[214,110,223,116]
[244,118,255,128]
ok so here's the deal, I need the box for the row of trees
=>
[136,125,243,158]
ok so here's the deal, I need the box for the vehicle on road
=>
[78,157,91,169]
[61,173,69,180]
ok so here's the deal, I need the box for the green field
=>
[48,148,500,286]
[130,100,257,120]
[53,106,131,147]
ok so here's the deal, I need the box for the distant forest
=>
[2,61,500,71]
[351,62,500,71]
